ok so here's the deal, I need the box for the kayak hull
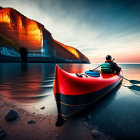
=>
[53,65,123,126]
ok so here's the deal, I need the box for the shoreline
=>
[0,95,94,140]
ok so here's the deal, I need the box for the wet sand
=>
[0,95,94,140]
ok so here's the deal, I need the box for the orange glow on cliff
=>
[54,40,80,59]
[0,12,11,24]
[0,8,43,50]
[26,20,43,48]
[0,7,89,63]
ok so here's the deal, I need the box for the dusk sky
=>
[1,0,140,63]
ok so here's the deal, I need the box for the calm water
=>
[0,63,140,139]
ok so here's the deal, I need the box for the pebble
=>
[91,129,103,137]
[5,110,18,121]
[0,129,7,138]
[83,121,89,127]
[87,115,91,119]
[88,124,94,130]
[40,107,45,110]
[28,120,36,124]
[0,105,4,108]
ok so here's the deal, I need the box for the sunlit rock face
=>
[0,7,43,50]
[0,7,90,63]
[53,40,89,62]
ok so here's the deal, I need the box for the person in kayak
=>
[101,55,121,74]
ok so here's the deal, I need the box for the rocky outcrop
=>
[0,7,90,63]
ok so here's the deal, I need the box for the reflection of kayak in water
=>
[122,77,140,95]
[123,83,140,95]
[53,65,123,126]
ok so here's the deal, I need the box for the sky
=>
[0,0,140,63]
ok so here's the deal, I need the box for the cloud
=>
[0,0,140,62]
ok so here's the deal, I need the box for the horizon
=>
[0,0,140,63]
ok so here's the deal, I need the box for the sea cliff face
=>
[0,6,90,63]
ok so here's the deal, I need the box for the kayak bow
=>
[53,65,123,126]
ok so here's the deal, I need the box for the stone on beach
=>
[40,107,45,110]
[91,129,113,140]
[91,129,103,137]
[5,110,18,121]
[0,129,7,138]
[28,120,36,124]
[87,115,91,119]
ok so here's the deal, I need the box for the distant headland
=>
[0,6,90,63]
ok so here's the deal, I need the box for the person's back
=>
[101,55,121,74]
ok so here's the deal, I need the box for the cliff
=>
[0,6,90,63]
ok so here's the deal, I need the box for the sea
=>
[0,63,140,139]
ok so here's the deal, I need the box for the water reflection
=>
[121,74,140,95]
[61,63,84,73]
[129,80,140,84]
[123,84,140,95]
[0,63,140,105]
[81,64,140,140]
[0,63,140,138]
[0,63,55,103]
[86,85,140,139]
[0,63,86,113]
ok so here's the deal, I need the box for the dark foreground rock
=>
[5,110,18,121]
[40,107,45,110]
[28,120,36,124]
[0,129,7,138]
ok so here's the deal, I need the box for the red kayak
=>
[53,65,123,126]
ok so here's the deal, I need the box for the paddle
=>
[122,77,140,95]
[121,76,140,85]
[90,58,115,71]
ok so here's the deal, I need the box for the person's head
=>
[106,55,112,60]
